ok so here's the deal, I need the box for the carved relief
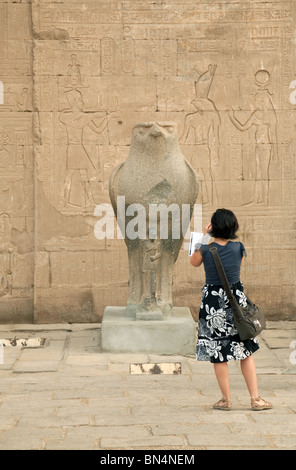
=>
[122,36,136,74]
[181,64,220,205]
[35,50,117,216]
[0,133,11,168]
[228,69,278,205]
[0,214,14,297]
[66,54,84,90]
[101,37,116,74]
[58,89,110,210]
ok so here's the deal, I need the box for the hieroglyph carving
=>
[0,214,13,298]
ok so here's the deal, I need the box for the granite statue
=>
[109,122,198,320]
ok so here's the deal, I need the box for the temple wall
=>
[0,0,295,323]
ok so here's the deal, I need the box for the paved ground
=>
[0,321,295,450]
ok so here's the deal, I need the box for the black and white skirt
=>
[196,281,260,363]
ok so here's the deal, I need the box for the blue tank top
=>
[200,241,246,285]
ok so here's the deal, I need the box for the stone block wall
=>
[0,0,295,323]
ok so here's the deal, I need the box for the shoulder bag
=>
[209,245,266,341]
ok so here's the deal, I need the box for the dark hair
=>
[209,208,239,240]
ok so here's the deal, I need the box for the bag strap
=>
[209,244,243,326]
[209,244,235,302]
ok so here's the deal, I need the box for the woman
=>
[190,208,272,411]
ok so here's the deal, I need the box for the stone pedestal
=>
[101,306,196,355]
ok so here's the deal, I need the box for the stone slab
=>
[0,322,295,450]
[130,362,182,375]
[13,360,60,373]
[101,306,196,355]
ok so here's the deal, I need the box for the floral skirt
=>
[196,282,259,363]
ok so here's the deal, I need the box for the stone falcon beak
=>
[150,124,164,138]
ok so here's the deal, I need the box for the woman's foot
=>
[251,396,273,411]
[213,397,232,411]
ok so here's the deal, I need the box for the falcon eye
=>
[138,127,146,135]
[167,126,174,134]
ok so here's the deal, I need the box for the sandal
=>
[251,396,273,411]
[213,397,232,411]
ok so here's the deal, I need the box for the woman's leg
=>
[240,355,258,398]
[240,355,272,409]
[213,362,231,400]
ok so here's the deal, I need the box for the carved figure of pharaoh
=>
[109,122,198,320]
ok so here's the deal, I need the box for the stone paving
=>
[0,321,295,450]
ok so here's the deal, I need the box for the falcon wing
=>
[184,158,199,203]
[109,162,124,214]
